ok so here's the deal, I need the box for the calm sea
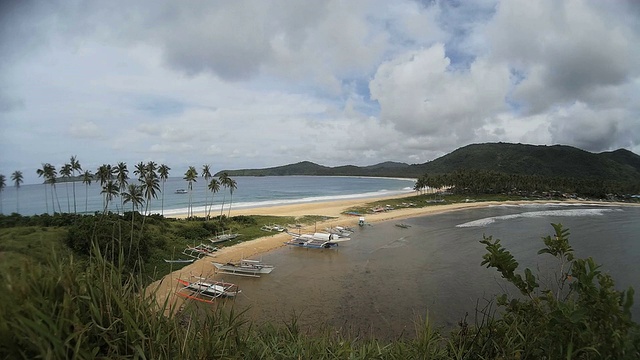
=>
[0,176,415,216]
[222,203,640,339]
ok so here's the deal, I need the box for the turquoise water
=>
[0,176,415,216]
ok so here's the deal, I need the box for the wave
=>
[160,188,414,216]
[456,208,621,228]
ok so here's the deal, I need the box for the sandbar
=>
[150,192,566,308]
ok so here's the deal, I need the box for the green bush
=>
[467,223,640,359]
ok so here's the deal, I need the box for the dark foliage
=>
[216,143,640,195]
[0,212,85,228]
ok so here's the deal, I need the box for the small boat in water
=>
[175,189,188,194]
[284,231,350,249]
[176,277,240,303]
[395,223,411,228]
[325,226,354,237]
[212,259,275,277]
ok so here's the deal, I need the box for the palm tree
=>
[158,164,171,216]
[101,180,119,214]
[60,163,72,213]
[43,163,62,213]
[70,155,82,213]
[207,178,220,219]
[144,161,157,177]
[115,162,129,213]
[218,172,237,218]
[133,161,146,181]
[0,174,6,214]
[141,171,160,216]
[96,164,113,210]
[81,170,93,213]
[97,164,114,186]
[11,171,23,213]
[122,183,144,247]
[218,172,229,218]
[36,164,50,214]
[226,177,238,218]
[201,164,212,217]
[183,166,198,218]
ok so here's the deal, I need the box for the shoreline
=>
[150,194,639,309]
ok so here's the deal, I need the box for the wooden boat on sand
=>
[176,277,240,304]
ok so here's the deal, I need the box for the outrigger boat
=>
[260,223,287,232]
[163,258,195,263]
[182,243,218,259]
[324,226,354,237]
[176,277,240,304]
[210,231,241,244]
[212,259,275,277]
[284,231,351,249]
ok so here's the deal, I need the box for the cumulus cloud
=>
[1,0,639,183]
[370,43,511,146]
[485,0,639,113]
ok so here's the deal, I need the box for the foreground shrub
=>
[0,223,637,359]
[463,223,640,359]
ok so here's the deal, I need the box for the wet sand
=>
[149,193,558,310]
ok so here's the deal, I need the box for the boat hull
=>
[176,278,240,299]
[212,260,275,275]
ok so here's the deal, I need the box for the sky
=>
[1,0,639,184]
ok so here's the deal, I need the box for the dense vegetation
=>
[1,217,638,358]
[412,169,640,199]
[217,143,640,197]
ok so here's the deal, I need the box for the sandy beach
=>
[150,193,538,308]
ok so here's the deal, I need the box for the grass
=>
[1,200,638,358]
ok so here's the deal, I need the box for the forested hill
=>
[216,143,640,182]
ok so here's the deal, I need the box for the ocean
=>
[222,203,640,339]
[0,176,416,216]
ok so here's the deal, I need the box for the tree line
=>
[412,169,640,199]
[0,156,238,218]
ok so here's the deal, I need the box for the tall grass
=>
[0,238,453,359]
[2,224,638,359]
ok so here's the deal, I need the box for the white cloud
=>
[0,0,638,184]
[69,121,102,139]
[370,43,511,145]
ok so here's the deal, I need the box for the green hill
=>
[216,142,640,183]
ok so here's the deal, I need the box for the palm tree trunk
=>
[227,193,233,218]
[65,183,70,213]
[53,185,62,213]
[85,185,89,213]
[72,181,77,214]
[207,196,214,219]
[43,184,49,214]
[161,180,165,216]
[219,195,226,222]
[140,199,150,233]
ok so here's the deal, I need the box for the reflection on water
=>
[212,204,640,340]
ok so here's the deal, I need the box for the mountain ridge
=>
[215,143,640,183]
